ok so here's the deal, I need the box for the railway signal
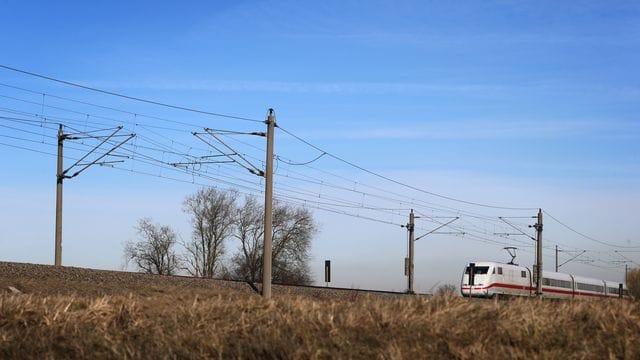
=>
[325,260,331,286]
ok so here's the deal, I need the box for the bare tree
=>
[271,203,315,284]
[231,197,316,285]
[124,218,179,275]
[182,188,237,278]
[231,196,263,282]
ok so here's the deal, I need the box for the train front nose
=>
[461,264,490,297]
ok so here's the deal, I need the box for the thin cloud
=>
[82,79,508,95]
[300,119,640,141]
[79,79,640,102]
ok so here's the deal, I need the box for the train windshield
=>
[465,266,489,275]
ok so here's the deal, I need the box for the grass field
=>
[1,262,639,359]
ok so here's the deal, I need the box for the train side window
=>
[497,267,503,275]
[577,283,604,293]
[521,271,526,278]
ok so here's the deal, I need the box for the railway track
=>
[0,260,421,299]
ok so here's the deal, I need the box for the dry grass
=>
[1,293,639,359]
[1,262,638,358]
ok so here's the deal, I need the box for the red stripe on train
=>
[462,283,617,298]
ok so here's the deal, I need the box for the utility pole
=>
[407,209,415,294]
[54,124,64,266]
[625,264,628,285]
[52,124,134,267]
[404,211,461,294]
[534,208,543,297]
[261,109,275,299]
[499,212,543,296]
[555,245,558,272]
[192,113,272,297]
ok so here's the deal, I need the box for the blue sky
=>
[1,1,639,292]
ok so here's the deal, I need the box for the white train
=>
[461,261,630,299]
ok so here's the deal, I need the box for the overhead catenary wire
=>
[0,82,250,134]
[0,68,529,219]
[614,251,640,266]
[276,152,327,166]
[105,159,406,227]
[0,122,598,259]
[0,108,213,159]
[4,120,635,270]
[0,131,431,232]
[0,69,615,236]
[2,73,637,272]
[544,210,640,249]
[2,89,535,221]
[0,92,212,135]
[0,94,268,171]
[4,111,630,260]
[275,156,532,225]
[57,131,404,218]
[276,125,538,211]
[0,65,262,123]
[0,141,59,157]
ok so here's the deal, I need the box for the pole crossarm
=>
[193,131,265,177]
[75,160,125,167]
[614,250,640,266]
[66,133,135,179]
[60,125,135,179]
[498,217,536,241]
[415,217,461,241]
[203,128,266,137]
[63,126,124,138]
[61,126,122,177]
[610,260,632,264]
[205,129,264,176]
[170,159,234,167]
[558,250,586,268]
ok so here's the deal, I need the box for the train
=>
[460,261,630,299]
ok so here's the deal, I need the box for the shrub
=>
[628,267,640,300]
[434,283,458,297]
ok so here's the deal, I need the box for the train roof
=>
[541,270,572,281]
[572,274,606,285]
[604,279,627,287]
[466,261,525,269]
[466,260,626,286]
